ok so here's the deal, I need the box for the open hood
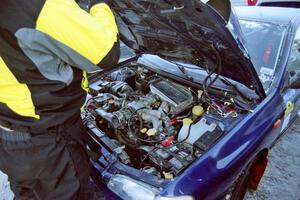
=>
[111,0,266,98]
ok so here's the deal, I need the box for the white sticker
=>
[260,67,274,76]
[259,67,274,83]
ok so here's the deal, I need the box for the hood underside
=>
[111,0,266,98]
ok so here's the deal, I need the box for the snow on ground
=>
[1,119,300,200]
[0,172,13,200]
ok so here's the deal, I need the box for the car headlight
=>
[107,175,161,200]
[108,174,195,200]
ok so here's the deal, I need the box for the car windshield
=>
[239,20,286,90]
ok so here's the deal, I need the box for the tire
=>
[230,168,252,200]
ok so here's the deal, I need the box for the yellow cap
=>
[163,171,174,179]
[182,118,193,125]
[146,128,157,136]
[192,105,204,117]
[140,128,148,134]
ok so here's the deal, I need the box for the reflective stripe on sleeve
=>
[0,57,40,119]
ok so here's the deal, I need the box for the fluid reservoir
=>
[178,118,217,145]
[192,105,204,120]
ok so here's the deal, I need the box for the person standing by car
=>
[0,0,119,199]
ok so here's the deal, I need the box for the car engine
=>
[83,65,242,179]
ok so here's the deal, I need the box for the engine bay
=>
[83,63,249,180]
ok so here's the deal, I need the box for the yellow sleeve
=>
[36,0,118,65]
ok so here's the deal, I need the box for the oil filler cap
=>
[192,105,204,117]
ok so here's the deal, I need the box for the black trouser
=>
[0,116,90,200]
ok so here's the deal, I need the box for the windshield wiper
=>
[177,65,194,82]
[219,78,257,102]
[167,61,198,82]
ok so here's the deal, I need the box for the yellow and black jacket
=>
[0,0,119,131]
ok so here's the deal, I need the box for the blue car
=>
[82,1,300,200]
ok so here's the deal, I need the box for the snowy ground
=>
[1,119,300,200]
[0,173,13,200]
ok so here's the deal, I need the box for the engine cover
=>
[150,79,194,115]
